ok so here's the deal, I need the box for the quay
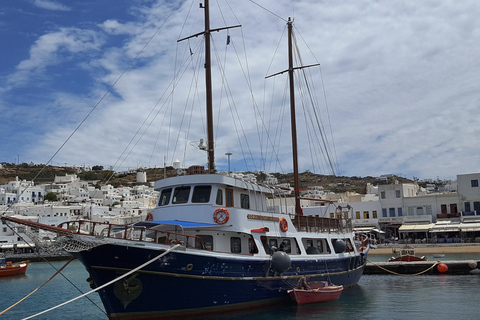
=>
[365,243,480,275]
[4,252,72,263]
[364,260,480,275]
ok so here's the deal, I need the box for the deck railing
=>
[290,215,352,233]
[57,220,207,249]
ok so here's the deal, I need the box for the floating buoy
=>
[437,263,448,273]
[469,261,478,269]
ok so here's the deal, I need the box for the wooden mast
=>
[287,17,302,216]
[204,0,215,174]
[178,1,240,174]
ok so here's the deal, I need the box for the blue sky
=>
[1,0,480,180]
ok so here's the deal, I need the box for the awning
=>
[460,223,480,232]
[399,224,416,232]
[398,223,433,232]
[430,223,461,233]
[0,243,34,249]
[353,226,374,233]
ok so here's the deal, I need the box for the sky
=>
[1,0,480,180]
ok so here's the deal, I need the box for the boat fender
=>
[437,263,448,273]
[213,208,229,224]
[146,213,153,221]
[271,251,291,274]
[279,217,288,232]
[333,240,346,254]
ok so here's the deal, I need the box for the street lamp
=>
[225,152,232,174]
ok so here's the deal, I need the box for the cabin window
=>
[196,235,213,250]
[240,194,250,209]
[191,186,211,203]
[226,188,234,207]
[279,239,291,253]
[344,238,354,252]
[248,237,258,254]
[172,186,190,204]
[269,238,278,250]
[216,189,223,205]
[305,239,319,254]
[316,240,324,253]
[261,236,271,254]
[230,237,241,253]
[158,188,172,206]
[304,238,330,254]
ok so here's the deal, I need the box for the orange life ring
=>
[146,213,153,221]
[279,217,288,232]
[213,208,229,224]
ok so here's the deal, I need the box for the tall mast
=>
[178,1,240,174]
[287,18,302,216]
[204,0,215,174]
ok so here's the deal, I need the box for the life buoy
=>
[279,217,288,232]
[146,213,153,221]
[213,208,229,224]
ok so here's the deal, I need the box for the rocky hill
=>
[0,163,413,194]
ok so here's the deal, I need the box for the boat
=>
[1,1,369,319]
[288,281,343,305]
[388,246,428,262]
[0,254,29,277]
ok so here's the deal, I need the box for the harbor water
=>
[1,259,480,320]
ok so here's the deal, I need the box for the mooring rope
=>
[367,259,440,277]
[0,257,75,316]
[22,244,180,320]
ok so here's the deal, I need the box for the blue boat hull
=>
[72,244,367,319]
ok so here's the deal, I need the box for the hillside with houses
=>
[1,162,480,256]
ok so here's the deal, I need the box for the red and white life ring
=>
[146,213,153,221]
[213,208,229,225]
[279,217,288,232]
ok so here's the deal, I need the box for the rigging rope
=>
[0,257,75,316]
[2,220,106,314]
[22,244,181,320]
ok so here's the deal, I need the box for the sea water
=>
[2,260,480,320]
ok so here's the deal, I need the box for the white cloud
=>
[8,28,104,87]
[33,0,70,11]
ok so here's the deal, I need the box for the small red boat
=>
[0,255,29,277]
[288,281,343,305]
[388,246,428,262]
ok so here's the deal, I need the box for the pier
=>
[364,260,480,275]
